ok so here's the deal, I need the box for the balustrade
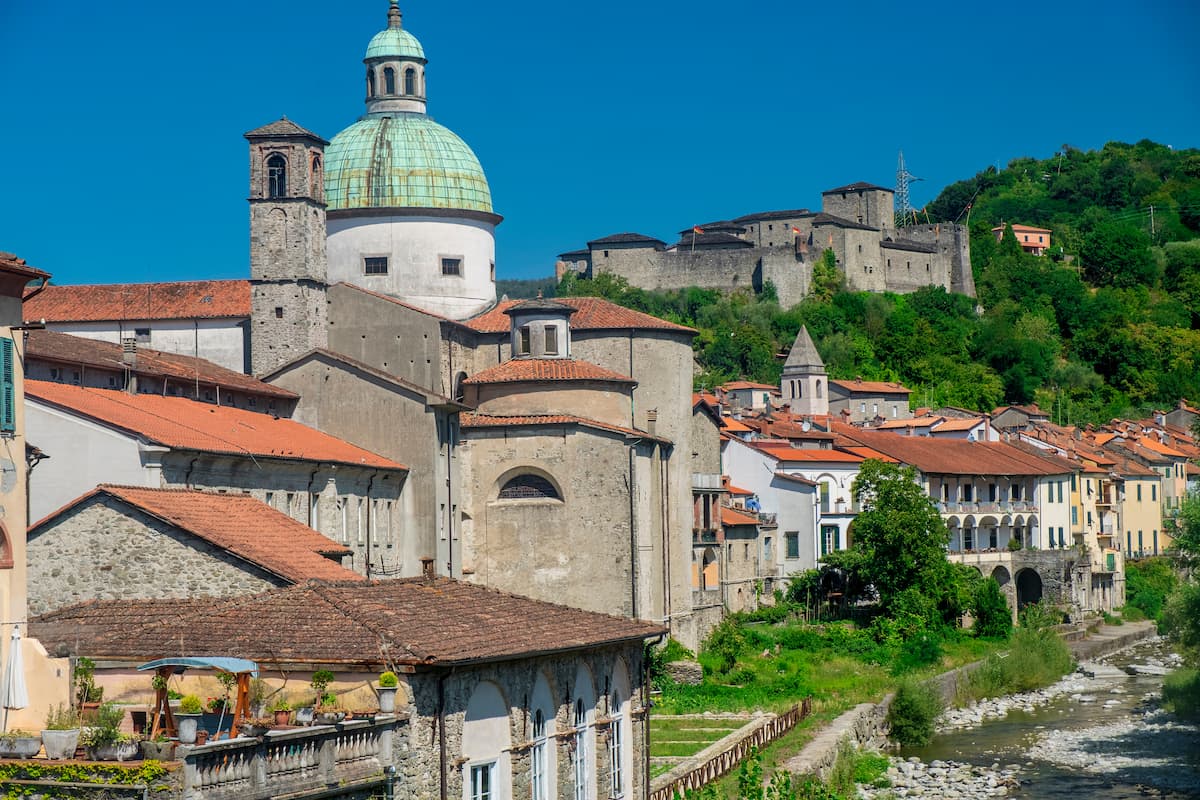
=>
[182,715,400,800]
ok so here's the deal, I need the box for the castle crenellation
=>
[556,181,975,305]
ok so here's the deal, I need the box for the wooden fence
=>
[650,698,812,800]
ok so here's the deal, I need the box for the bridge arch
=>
[1015,568,1043,609]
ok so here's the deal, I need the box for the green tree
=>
[972,578,1013,639]
[841,460,960,622]
[1080,221,1158,288]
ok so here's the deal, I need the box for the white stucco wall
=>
[44,318,248,373]
[27,401,160,521]
[721,438,820,572]
[1038,473,1072,550]
[326,215,496,320]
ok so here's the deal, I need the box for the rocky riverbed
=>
[857,757,1021,799]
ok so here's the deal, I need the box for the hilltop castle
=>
[556,182,976,306]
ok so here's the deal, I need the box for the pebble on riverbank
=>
[857,756,1020,799]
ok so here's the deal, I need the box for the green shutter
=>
[0,338,13,433]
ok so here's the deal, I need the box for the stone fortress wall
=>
[557,182,974,307]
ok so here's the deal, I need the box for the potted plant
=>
[74,657,103,721]
[310,670,344,724]
[176,694,204,744]
[237,716,275,738]
[82,702,139,762]
[0,729,42,759]
[377,671,399,713]
[140,731,176,761]
[270,698,292,727]
[41,703,80,760]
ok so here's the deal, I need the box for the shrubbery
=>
[971,578,1013,640]
[1125,558,1177,623]
[886,679,943,746]
[1162,669,1200,719]
[961,615,1074,702]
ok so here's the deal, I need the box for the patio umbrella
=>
[0,625,28,731]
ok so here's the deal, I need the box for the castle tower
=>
[323,1,500,320]
[245,117,330,375]
[781,325,828,416]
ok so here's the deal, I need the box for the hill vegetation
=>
[556,140,1200,424]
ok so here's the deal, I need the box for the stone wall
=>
[782,700,891,780]
[27,496,281,615]
[401,644,649,800]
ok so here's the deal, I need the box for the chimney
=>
[419,557,435,581]
[121,337,137,366]
[646,408,657,436]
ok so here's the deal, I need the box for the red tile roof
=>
[721,507,761,527]
[27,381,405,470]
[27,330,297,399]
[829,378,912,395]
[839,428,1067,476]
[31,578,664,667]
[464,297,695,335]
[752,443,867,463]
[0,252,51,282]
[461,358,636,386]
[32,486,357,584]
[460,413,669,443]
[722,381,778,391]
[24,280,250,322]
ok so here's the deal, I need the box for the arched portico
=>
[1016,568,1043,610]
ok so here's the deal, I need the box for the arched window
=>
[384,66,396,94]
[0,523,12,569]
[608,691,624,798]
[816,379,823,398]
[530,672,556,800]
[531,709,548,800]
[367,68,376,97]
[404,67,416,95]
[498,474,560,500]
[267,154,287,198]
[310,155,322,196]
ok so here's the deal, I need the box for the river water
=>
[896,638,1200,799]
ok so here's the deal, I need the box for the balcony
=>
[693,529,719,544]
[692,588,722,608]
[181,715,399,800]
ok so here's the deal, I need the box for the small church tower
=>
[781,325,828,416]
[245,118,330,376]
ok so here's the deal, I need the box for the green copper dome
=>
[324,113,493,213]
[365,28,425,61]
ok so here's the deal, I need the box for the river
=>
[880,637,1200,799]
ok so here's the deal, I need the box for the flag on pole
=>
[792,226,802,234]
[692,226,704,235]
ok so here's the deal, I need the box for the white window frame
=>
[309,494,320,531]
[467,760,496,800]
[441,254,464,277]
[574,699,590,800]
[531,709,548,800]
[608,694,624,799]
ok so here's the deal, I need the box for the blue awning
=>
[136,657,259,677]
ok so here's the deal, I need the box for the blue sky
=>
[2,0,1197,284]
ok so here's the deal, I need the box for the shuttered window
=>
[0,338,14,433]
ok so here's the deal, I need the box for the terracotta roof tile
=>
[722,381,778,391]
[829,379,912,395]
[27,381,404,469]
[462,358,636,386]
[32,579,664,667]
[32,486,357,585]
[24,280,250,322]
[0,252,51,281]
[464,297,695,335]
[27,330,297,399]
[839,429,1067,476]
[752,443,867,463]
[721,507,761,527]
[460,413,669,443]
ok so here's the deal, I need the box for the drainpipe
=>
[445,414,456,577]
[627,444,638,619]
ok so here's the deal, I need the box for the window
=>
[338,497,348,543]
[1070,474,1077,492]
[134,327,151,344]
[574,700,589,800]
[1151,484,1157,502]
[267,154,287,197]
[860,402,866,413]
[961,484,973,502]
[1126,531,1132,554]
[989,528,998,549]
[274,307,283,319]
[544,325,559,355]
[1057,481,1064,503]
[384,66,396,94]
[763,536,771,560]
[470,762,494,800]
[785,531,799,559]
[0,338,13,434]
[964,527,974,550]
[1153,530,1158,554]
[820,525,839,557]
[609,692,624,798]
[1071,506,1078,525]
[404,67,416,94]
[441,257,462,276]
[1137,484,1142,501]
[819,483,830,514]
[309,494,320,531]
[531,709,549,800]
[989,483,998,502]
[1138,530,1144,552]
[499,474,560,500]
[367,68,375,97]
[518,325,531,355]
[265,491,274,508]
[364,256,389,275]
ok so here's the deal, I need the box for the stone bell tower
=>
[245,117,330,376]
[781,325,829,417]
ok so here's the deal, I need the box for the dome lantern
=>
[364,1,428,115]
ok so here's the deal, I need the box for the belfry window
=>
[404,67,416,95]
[267,154,287,198]
[367,68,376,97]
[384,67,396,94]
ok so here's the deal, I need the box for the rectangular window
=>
[134,327,151,344]
[1071,474,1077,492]
[609,710,624,798]
[1058,527,1065,547]
[989,528,998,549]
[1087,511,1094,527]
[763,536,771,561]
[1151,484,1157,502]
[1153,530,1158,554]
[265,491,274,508]
[0,338,13,434]
[441,257,462,276]
[309,494,320,531]
[964,528,975,550]
[1138,530,1144,553]
[544,326,559,355]
[786,531,800,559]
[820,483,830,514]
[518,325,531,355]
[961,484,974,502]
[1071,506,1078,525]
[469,762,494,800]
[820,525,839,557]
[1127,531,1132,554]
[1137,484,1142,502]
[364,256,389,275]
[1057,481,1063,503]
